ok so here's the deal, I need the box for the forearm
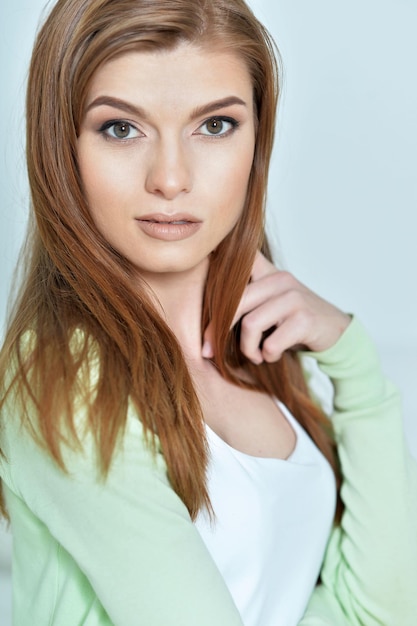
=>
[301,318,417,625]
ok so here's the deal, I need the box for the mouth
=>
[142,219,189,225]
[135,213,202,241]
[137,212,200,224]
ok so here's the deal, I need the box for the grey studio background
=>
[1,0,416,623]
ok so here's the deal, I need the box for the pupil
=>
[208,119,223,134]
[115,123,129,138]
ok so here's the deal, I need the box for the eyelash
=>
[98,119,141,141]
[196,116,240,138]
[98,115,240,142]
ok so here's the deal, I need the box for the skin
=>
[77,42,350,459]
[77,43,256,282]
[203,252,352,364]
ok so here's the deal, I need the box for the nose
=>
[145,136,192,200]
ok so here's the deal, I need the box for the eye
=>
[197,116,239,137]
[99,120,141,140]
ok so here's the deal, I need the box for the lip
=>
[138,212,200,223]
[135,213,202,241]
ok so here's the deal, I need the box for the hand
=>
[202,251,351,364]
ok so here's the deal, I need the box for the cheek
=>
[213,147,254,217]
[77,154,116,240]
[78,144,104,207]
[77,147,139,230]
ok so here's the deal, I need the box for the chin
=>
[135,257,210,279]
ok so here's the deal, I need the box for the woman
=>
[0,0,416,624]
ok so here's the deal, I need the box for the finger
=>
[202,274,289,359]
[238,288,313,362]
[201,322,215,359]
[260,314,310,363]
[231,270,298,329]
[229,252,279,329]
[239,294,290,363]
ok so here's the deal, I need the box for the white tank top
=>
[194,402,336,626]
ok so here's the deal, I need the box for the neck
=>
[139,260,209,363]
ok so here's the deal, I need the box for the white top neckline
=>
[205,401,306,464]
[195,401,336,626]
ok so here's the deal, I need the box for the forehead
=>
[85,42,254,113]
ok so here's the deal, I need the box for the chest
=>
[190,365,296,460]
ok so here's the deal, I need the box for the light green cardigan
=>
[1,317,416,625]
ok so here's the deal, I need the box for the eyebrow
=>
[85,95,247,121]
[190,96,247,119]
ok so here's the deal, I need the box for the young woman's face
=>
[77,42,256,282]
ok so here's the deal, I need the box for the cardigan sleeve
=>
[299,317,417,626]
[1,398,244,626]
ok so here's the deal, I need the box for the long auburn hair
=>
[0,0,340,520]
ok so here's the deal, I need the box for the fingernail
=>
[202,341,213,358]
